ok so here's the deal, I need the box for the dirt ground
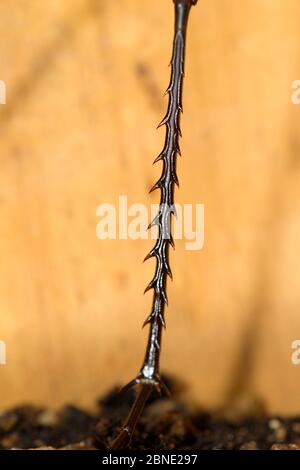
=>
[1,380,300,451]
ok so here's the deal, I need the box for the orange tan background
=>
[0,0,300,415]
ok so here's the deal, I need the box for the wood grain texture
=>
[0,0,300,414]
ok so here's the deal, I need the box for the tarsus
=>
[109,0,197,450]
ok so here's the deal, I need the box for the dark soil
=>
[1,379,300,450]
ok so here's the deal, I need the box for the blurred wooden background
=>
[0,0,300,414]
